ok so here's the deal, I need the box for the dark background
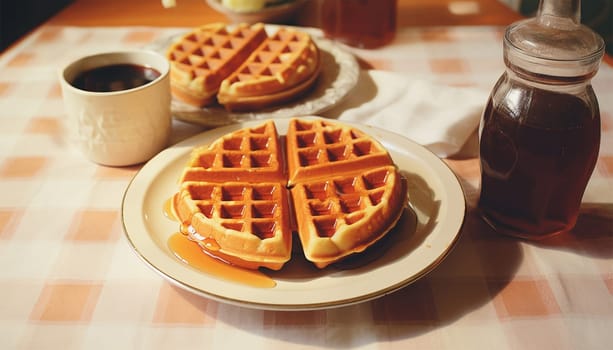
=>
[518,0,612,55]
[1,0,73,51]
[0,0,610,54]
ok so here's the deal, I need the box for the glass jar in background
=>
[320,0,397,49]
[478,0,605,239]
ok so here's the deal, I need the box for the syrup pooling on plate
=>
[164,196,276,288]
[163,197,176,221]
[167,232,276,288]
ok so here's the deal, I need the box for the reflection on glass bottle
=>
[478,0,604,239]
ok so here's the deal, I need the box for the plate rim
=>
[121,117,466,311]
[206,0,308,16]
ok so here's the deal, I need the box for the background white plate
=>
[122,118,466,310]
[205,0,308,24]
[148,26,360,127]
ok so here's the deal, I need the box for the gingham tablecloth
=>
[0,25,612,350]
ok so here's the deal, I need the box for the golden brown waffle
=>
[180,120,284,183]
[290,165,406,268]
[285,118,394,186]
[217,27,320,112]
[173,181,292,271]
[172,118,406,271]
[166,23,268,107]
[173,120,291,270]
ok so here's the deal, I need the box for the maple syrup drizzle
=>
[167,233,276,288]
[163,196,177,221]
[164,197,276,288]
[199,237,221,251]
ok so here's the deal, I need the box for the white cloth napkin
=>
[324,70,490,158]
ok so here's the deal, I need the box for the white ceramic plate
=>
[206,0,308,24]
[147,26,359,127]
[122,118,466,310]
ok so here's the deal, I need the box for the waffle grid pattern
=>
[225,29,312,89]
[184,182,283,240]
[287,119,392,184]
[196,132,273,170]
[181,121,283,182]
[166,23,267,103]
[296,167,393,238]
[294,119,385,165]
[178,119,404,270]
[168,24,264,82]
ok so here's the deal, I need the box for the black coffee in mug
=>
[71,64,161,92]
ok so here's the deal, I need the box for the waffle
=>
[285,118,394,186]
[172,118,407,271]
[166,23,268,107]
[180,120,284,183]
[217,27,321,112]
[290,166,406,268]
[173,121,290,271]
[173,181,292,271]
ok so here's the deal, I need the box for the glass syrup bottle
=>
[478,0,605,239]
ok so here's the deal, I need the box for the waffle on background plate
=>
[165,23,321,111]
[172,118,408,270]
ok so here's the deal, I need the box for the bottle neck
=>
[538,0,581,25]
[504,52,597,84]
[503,63,592,95]
[503,41,600,83]
[503,0,603,81]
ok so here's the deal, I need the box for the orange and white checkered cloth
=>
[0,25,611,349]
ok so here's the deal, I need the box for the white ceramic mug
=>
[60,50,171,166]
